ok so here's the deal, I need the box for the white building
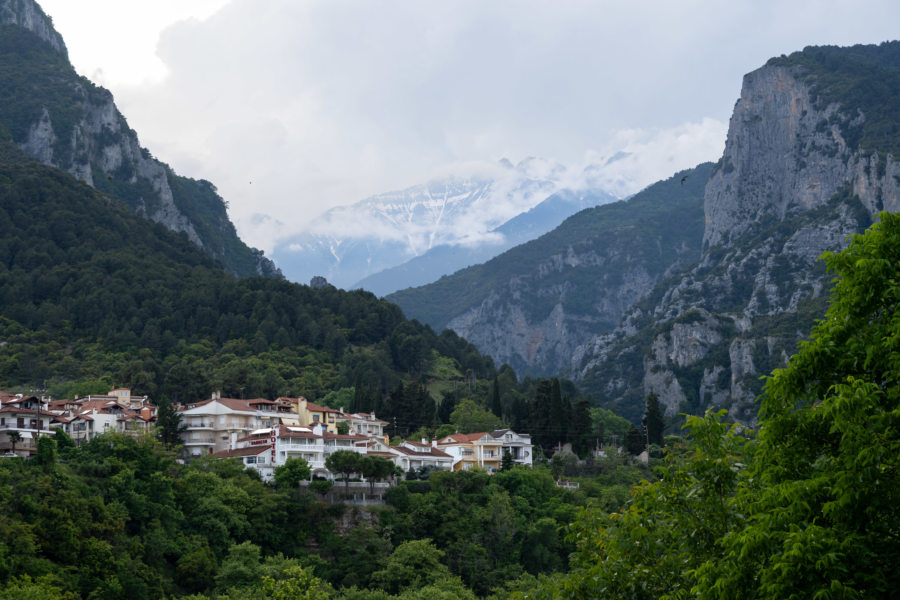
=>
[213,424,369,481]
[179,393,298,458]
[389,439,453,475]
[492,429,534,467]
[0,394,53,456]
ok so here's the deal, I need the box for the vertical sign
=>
[270,427,277,462]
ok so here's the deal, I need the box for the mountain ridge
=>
[0,0,278,278]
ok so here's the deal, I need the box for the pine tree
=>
[624,424,646,455]
[156,399,187,449]
[642,392,665,446]
[490,377,502,418]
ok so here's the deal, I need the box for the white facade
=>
[492,429,534,467]
[217,424,369,482]
[389,440,453,474]
[179,395,299,458]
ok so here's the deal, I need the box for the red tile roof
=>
[437,432,497,444]
[392,444,452,458]
[212,445,271,458]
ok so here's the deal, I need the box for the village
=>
[0,387,536,501]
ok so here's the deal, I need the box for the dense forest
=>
[0,429,652,600]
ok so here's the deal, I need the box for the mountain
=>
[388,165,711,377]
[270,158,618,291]
[392,41,900,423]
[0,0,279,278]
[354,188,616,297]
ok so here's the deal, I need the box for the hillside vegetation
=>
[0,144,493,406]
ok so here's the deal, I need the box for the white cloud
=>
[35,0,900,253]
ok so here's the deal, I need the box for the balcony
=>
[188,422,214,430]
[183,437,215,446]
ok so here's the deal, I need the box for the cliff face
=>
[704,65,899,249]
[0,0,279,278]
[0,0,64,55]
[576,52,899,423]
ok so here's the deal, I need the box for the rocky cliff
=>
[0,0,279,278]
[575,43,899,422]
[0,0,63,54]
[391,42,900,424]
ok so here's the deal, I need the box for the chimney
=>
[432,439,438,448]
[313,423,322,436]
[421,438,427,445]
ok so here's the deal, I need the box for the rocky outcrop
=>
[0,0,279,278]
[575,52,898,423]
[703,64,899,250]
[0,0,65,55]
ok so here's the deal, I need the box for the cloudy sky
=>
[39,0,900,252]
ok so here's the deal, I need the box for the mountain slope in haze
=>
[388,164,712,377]
[0,0,279,278]
[354,187,616,297]
[271,158,588,289]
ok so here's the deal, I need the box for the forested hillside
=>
[0,141,495,408]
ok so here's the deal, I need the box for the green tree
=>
[371,539,452,595]
[259,565,334,600]
[490,376,502,418]
[214,541,262,591]
[623,423,645,455]
[176,542,218,594]
[545,410,747,599]
[359,455,394,495]
[694,212,900,599]
[273,457,311,495]
[155,399,186,449]
[0,575,78,600]
[642,392,665,446]
[501,448,514,472]
[7,430,21,455]
[449,398,502,434]
[34,435,56,470]
[325,449,362,497]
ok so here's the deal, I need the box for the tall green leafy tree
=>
[273,457,311,495]
[542,410,748,600]
[695,212,900,599]
[325,449,362,497]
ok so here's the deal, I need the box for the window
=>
[312,414,320,422]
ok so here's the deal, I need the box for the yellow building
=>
[279,397,341,434]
